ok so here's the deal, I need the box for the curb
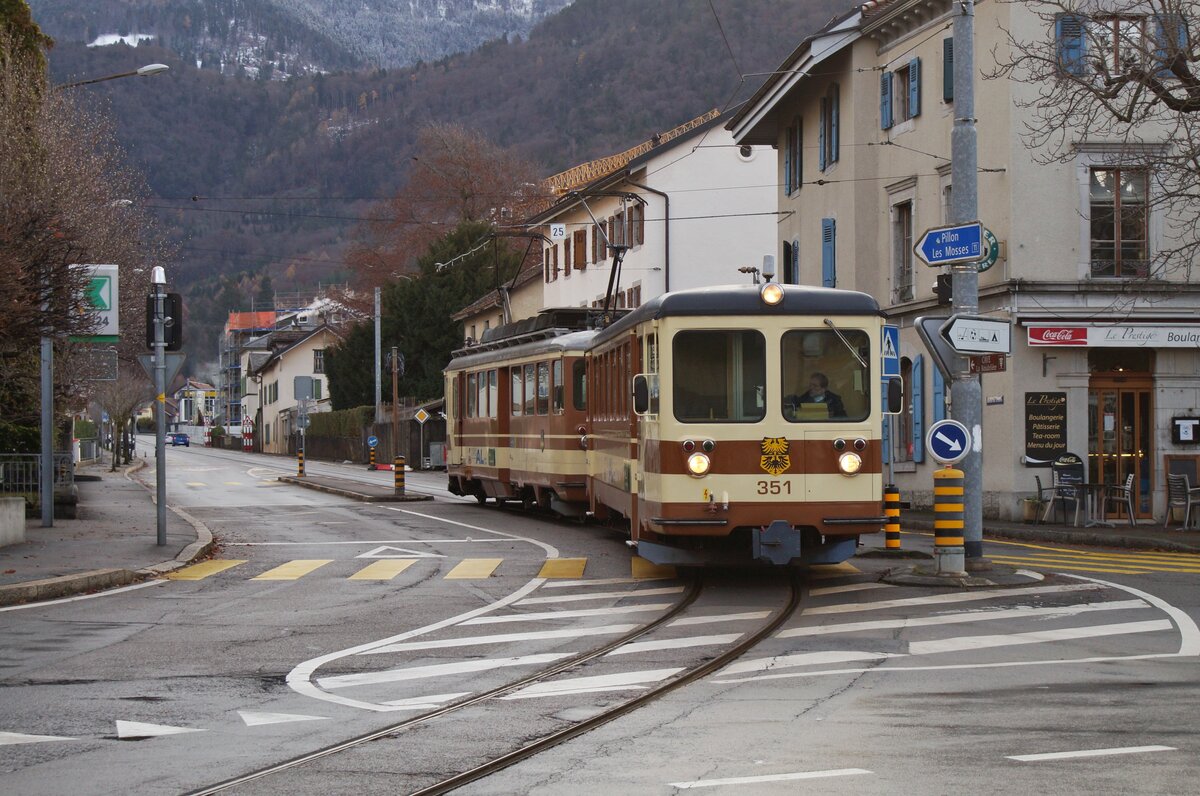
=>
[903,517,1200,554]
[0,568,141,606]
[277,476,433,503]
[123,460,216,574]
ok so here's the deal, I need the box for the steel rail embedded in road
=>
[185,578,704,795]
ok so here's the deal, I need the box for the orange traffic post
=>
[394,455,405,496]
[298,447,305,477]
[884,485,901,549]
[369,445,376,469]
[933,467,965,575]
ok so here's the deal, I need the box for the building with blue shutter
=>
[728,0,1200,521]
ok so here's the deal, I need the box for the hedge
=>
[309,405,374,438]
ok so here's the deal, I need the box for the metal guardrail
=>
[0,454,75,507]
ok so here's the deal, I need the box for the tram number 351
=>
[756,480,793,495]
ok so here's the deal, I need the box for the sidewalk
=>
[0,456,212,607]
[2,456,1196,608]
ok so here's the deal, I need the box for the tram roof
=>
[592,283,882,346]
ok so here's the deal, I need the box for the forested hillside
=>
[38,0,846,369]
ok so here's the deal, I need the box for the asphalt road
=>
[1,443,1196,794]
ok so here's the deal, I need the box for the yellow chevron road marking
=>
[167,560,247,580]
[444,558,502,579]
[349,560,416,580]
[252,560,334,580]
[538,558,587,579]
[985,556,1153,575]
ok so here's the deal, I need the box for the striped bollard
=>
[884,485,901,549]
[933,467,966,575]
[369,445,376,469]
[394,456,406,496]
[297,447,305,477]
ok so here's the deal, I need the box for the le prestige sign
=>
[1028,324,1200,348]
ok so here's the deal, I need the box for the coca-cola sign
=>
[1028,327,1088,346]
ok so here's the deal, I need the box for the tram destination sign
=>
[915,221,985,267]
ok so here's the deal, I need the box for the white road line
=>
[670,611,772,627]
[462,603,675,625]
[908,620,1172,655]
[808,582,894,596]
[777,600,1149,638]
[516,586,684,605]
[383,507,561,558]
[1008,745,1176,762]
[670,768,872,789]
[317,653,573,690]
[0,732,76,745]
[381,692,471,710]
[238,711,327,727]
[360,624,641,655]
[1065,574,1200,657]
[724,650,894,676]
[803,582,1105,615]
[606,633,743,656]
[0,579,165,613]
[543,577,644,588]
[223,539,508,546]
[500,668,684,700]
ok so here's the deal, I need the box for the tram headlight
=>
[838,451,863,475]
[760,282,784,306]
[686,452,711,477]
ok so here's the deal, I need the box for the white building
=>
[241,325,340,454]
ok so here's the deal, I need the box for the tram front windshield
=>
[780,329,870,422]
[673,330,766,422]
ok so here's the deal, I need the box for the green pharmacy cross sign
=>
[72,264,120,343]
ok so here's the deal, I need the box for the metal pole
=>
[374,287,382,423]
[391,345,399,460]
[154,280,168,546]
[950,0,984,565]
[40,335,53,527]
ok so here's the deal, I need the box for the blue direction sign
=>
[926,419,971,465]
[367,435,379,448]
[882,325,900,377]
[915,221,984,266]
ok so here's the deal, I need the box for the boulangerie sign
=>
[1027,324,1200,347]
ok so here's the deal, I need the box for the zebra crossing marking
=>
[167,560,247,580]
[252,560,334,580]
[349,560,416,580]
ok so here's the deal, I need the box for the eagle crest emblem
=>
[759,437,790,476]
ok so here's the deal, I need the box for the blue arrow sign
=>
[367,435,379,448]
[915,221,984,266]
[926,419,971,465]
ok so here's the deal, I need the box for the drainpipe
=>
[627,181,669,292]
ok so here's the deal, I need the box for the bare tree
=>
[988,1,1198,278]
[89,364,154,470]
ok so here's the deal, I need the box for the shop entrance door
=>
[1088,377,1153,520]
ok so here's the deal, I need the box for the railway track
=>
[187,574,803,795]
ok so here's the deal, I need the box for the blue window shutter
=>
[1056,14,1086,76]
[943,38,954,102]
[794,122,802,188]
[912,355,925,463]
[1155,15,1186,79]
[908,58,921,118]
[932,362,946,423]
[830,85,840,163]
[821,218,836,287]
[818,98,827,171]
[784,127,792,196]
[880,71,893,129]
[791,238,799,284]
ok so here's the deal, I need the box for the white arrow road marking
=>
[934,431,962,451]
[0,731,76,745]
[1008,745,1176,762]
[116,720,205,739]
[238,711,328,727]
[317,653,573,690]
[500,668,684,700]
[355,545,444,559]
[670,768,872,789]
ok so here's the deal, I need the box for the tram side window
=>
[537,362,550,415]
[477,370,488,418]
[573,360,587,410]
[488,370,498,419]
[780,329,870,422]
[467,373,477,418]
[673,330,766,423]
[511,368,523,416]
[524,364,536,415]
[553,360,564,412]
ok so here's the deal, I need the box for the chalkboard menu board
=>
[1025,392,1067,466]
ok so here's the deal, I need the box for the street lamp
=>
[54,63,169,91]
[151,266,169,545]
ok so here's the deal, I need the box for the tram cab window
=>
[553,360,564,412]
[673,330,766,423]
[573,361,587,410]
[537,362,550,415]
[523,364,536,415]
[467,373,477,417]
[781,329,870,422]
[511,369,523,416]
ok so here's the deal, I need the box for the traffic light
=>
[934,273,953,306]
[145,292,183,351]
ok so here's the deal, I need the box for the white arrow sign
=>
[939,315,1011,355]
[934,431,963,452]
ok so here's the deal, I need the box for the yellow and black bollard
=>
[884,485,901,549]
[298,447,305,477]
[933,467,965,575]
[394,455,405,496]
[369,445,376,469]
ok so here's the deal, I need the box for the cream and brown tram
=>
[445,283,901,567]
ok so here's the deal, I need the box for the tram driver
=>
[784,371,846,420]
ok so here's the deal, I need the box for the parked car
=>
[168,432,190,447]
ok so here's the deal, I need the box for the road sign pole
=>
[951,0,984,566]
[153,278,167,546]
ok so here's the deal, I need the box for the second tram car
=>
[446,282,901,567]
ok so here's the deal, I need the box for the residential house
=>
[217,311,277,428]
[729,0,1200,519]
[173,379,217,428]
[241,323,341,454]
